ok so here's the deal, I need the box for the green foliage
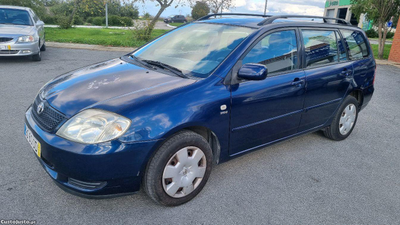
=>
[57,16,72,29]
[191,1,210,20]
[107,1,139,19]
[41,14,57,24]
[73,15,84,25]
[371,44,392,59]
[131,20,153,41]
[143,12,151,19]
[86,17,94,24]
[45,27,168,47]
[0,0,46,18]
[366,29,378,38]
[386,31,395,39]
[120,17,133,26]
[92,17,105,26]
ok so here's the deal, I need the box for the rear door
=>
[298,29,353,131]
[229,29,306,155]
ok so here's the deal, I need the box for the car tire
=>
[40,42,46,51]
[144,130,213,206]
[323,95,359,141]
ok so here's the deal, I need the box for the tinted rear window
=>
[340,29,369,60]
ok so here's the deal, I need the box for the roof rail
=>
[197,13,271,21]
[257,15,351,26]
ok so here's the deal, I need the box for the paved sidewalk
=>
[46,42,136,52]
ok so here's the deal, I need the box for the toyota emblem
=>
[37,102,45,115]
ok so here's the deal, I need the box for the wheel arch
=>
[348,89,364,108]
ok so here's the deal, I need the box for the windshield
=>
[0,8,33,26]
[133,23,254,78]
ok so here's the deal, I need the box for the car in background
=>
[0,5,45,61]
[164,15,187,23]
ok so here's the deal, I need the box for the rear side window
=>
[340,29,369,60]
[301,30,338,67]
[242,30,299,74]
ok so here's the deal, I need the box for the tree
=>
[351,0,400,59]
[191,1,209,20]
[206,0,233,14]
[0,0,46,18]
[133,0,193,36]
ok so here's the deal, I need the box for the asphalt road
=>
[1,48,400,224]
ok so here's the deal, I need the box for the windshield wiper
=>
[142,60,188,78]
[129,55,153,69]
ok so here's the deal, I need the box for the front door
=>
[229,29,306,156]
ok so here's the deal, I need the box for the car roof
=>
[0,5,31,11]
[196,14,360,31]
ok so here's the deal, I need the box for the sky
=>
[136,0,327,18]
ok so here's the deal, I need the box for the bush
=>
[107,15,133,26]
[57,16,72,29]
[108,15,121,26]
[131,20,152,41]
[42,14,57,25]
[387,31,395,39]
[120,17,133,26]
[92,17,105,26]
[86,17,93,24]
[73,15,84,25]
[365,29,378,38]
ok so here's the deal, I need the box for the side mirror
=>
[36,21,44,26]
[237,63,268,81]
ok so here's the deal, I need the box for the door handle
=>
[341,68,353,76]
[291,78,304,87]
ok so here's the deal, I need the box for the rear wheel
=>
[144,130,213,206]
[323,96,359,141]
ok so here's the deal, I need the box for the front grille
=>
[0,50,19,55]
[0,37,13,43]
[31,96,66,132]
[68,178,107,190]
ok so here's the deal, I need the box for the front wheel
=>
[323,95,359,141]
[144,130,213,206]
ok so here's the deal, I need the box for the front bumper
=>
[0,41,39,56]
[25,107,161,197]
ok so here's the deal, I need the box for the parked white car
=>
[0,5,45,61]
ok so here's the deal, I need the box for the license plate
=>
[0,45,10,50]
[25,125,41,158]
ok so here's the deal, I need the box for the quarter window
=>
[242,30,298,74]
[302,30,338,67]
[340,29,369,60]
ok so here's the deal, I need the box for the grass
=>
[371,44,392,60]
[45,27,168,47]
[169,22,184,27]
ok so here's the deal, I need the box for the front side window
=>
[340,29,369,60]
[242,30,299,74]
[0,8,33,26]
[133,23,254,78]
[302,30,338,67]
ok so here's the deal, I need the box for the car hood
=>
[41,58,196,117]
[0,24,34,36]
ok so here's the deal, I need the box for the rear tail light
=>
[373,65,376,85]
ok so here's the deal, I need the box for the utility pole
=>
[105,2,108,28]
[264,0,268,15]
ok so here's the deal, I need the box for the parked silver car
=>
[0,5,45,61]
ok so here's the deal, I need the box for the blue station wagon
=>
[24,14,375,206]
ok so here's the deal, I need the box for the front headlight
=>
[18,35,35,43]
[56,109,131,144]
